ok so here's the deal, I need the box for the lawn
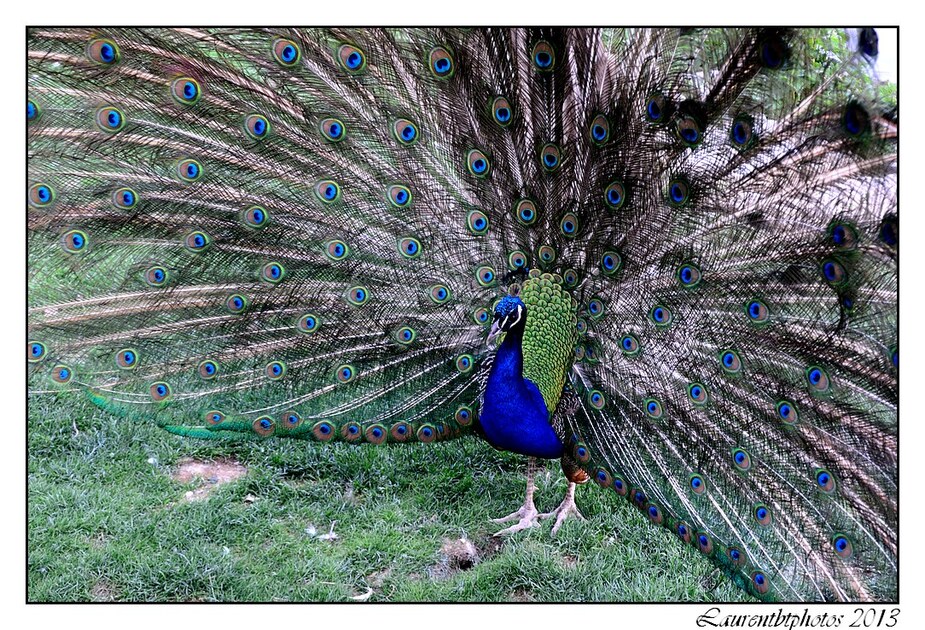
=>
[28,390,751,602]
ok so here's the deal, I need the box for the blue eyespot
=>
[29,183,54,207]
[776,400,799,425]
[467,149,490,176]
[297,313,320,334]
[601,251,621,274]
[261,262,285,283]
[515,199,538,225]
[347,285,369,306]
[336,365,355,383]
[844,101,870,136]
[28,341,47,363]
[746,299,770,323]
[730,116,754,148]
[540,144,560,171]
[96,106,125,132]
[171,77,201,105]
[678,263,702,288]
[394,119,419,145]
[226,294,248,314]
[468,210,490,235]
[429,47,454,78]
[399,237,422,259]
[273,39,301,65]
[388,184,412,208]
[177,159,203,182]
[320,118,345,142]
[476,265,496,287]
[668,178,690,206]
[61,230,88,253]
[588,390,605,410]
[112,187,138,209]
[721,350,742,373]
[806,365,830,392]
[244,114,270,139]
[560,213,578,237]
[429,285,450,304]
[27,100,39,122]
[832,534,853,558]
[732,448,752,471]
[646,94,667,122]
[338,44,366,72]
[88,38,120,64]
[532,41,555,70]
[605,182,625,209]
[591,119,608,143]
[492,97,513,126]
[150,382,171,401]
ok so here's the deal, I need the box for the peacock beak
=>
[486,320,502,346]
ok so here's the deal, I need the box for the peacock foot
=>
[491,500,541,536]
[538,482,585,535]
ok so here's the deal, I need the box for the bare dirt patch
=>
[90,579,118,602]
[172,458,247,502]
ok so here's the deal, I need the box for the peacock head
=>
[487,296,526,344]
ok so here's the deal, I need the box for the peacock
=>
[27,27,897,602]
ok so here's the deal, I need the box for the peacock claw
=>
[538,482,585,535]
[491,502,541,536]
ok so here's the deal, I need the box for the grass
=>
[28,389,753,603]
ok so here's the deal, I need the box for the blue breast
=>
[479,332,564,459]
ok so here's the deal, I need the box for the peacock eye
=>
[667,177,690,206]
[297,313,320,333]
[675,112,704,147]
[29,183,55,207]
[320,117,346,142]
[467,149,491,177]
[730,115,755,148]
[144,266,169,287]
[539,143,560,171]
[645,93,668,122]
[337,44,366,73]
[244,114,270,140]
[492,96,513,126]
[476,265,497,287]
[393,119,419,145]
[559,213,579,238]
[467,210,490,235]
[347,285,370,306]
[273,38,301,65]
[28,341,47,363]
[537,245,556,265]
[589,114,610,144]
[398,237,422,259]
[601,251,621,275]
[514,199,538,226]
[720,350,742,374]
[604,181,626,210]
[112,187,138,209]
[429,46,455,78]
[177,159,203,182]
[87,38,120,64]
[171,77,201,105]
[387,184,412,208]
[96,106,125,132]
[532,41,555,70]
[61,230,88,254]
[260,262,285,284]
[678,263,702,288]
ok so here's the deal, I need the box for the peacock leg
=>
[538,481,585,535]
[492,457,542,536]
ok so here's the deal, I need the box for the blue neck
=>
[479,326,564,459]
